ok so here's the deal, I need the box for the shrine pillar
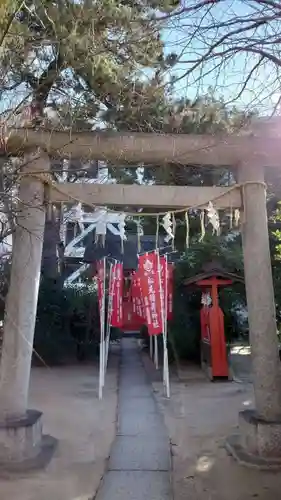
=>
[227,162,281,466]
[0,150,55,466]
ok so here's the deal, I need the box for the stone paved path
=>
[95,338,172,500]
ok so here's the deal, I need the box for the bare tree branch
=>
[167,0,281,109]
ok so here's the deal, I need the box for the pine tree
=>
[1,0,179,125]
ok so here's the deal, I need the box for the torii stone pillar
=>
[0,150,55,466]
[227,162,281,467]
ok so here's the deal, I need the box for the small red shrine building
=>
[184,261,244,381]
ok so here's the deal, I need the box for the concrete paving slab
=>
[120,370,148,385]
[117,394,153,408]
[119,397,158,415]
[95,470,171,500]
[120,379,149,388]
[120,374,144,378]
[120,364,145,370]
[118,411,166,436]
[118,386,152,398]
[108,435,170,471]
[120,377,148,385]
[119,369,144,375]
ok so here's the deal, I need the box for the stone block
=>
[240,409,281,457]
[0,409,57,471]
[0,410,42,462]
[238,410,258,454]
[257,419,281,458]
[226,409,281,468]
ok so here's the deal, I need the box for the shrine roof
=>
[183,261,244,286]
[83,228,179,270]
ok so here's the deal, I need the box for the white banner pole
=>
[98,257,106,398]
[164,343,170,398]
[102,258,106,388]
[105,262,114,372]
[98,345,103,400]
[162,256,166,387]
[154,335,159,369]
[98,259,103,399]
[157,251,167,390]
[163,333,166,387]
[163,255,170,397]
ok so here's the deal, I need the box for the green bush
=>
[34,278,100,365]
[168,288,201,363]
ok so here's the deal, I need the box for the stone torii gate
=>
[0,122,280,468]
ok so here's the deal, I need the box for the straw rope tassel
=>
[156,215,159,249]
[172,213,176,250]
[234,208,240,226]
[230,207,233,230]
[185,211,190,249]
[137,223,141,253]
[240,184,246,225]
[199,210,205,242]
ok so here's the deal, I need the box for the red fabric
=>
[167,263,174,320]
[131,272,137,315]
[110,263,123,327]
[131,271,145,322]
[159,256,167,318]
[136,272,145,320]
[107,264,115,327]
[138,252,163,335]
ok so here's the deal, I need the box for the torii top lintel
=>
[2,117,281,167]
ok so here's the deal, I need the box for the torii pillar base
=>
[226,410,281,470]
[0,410,57,472]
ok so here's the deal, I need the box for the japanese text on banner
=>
[167,263,174,321]
[107,264,115,327]
[130,271,144,325]
[138,252,163,335]
[160,256,168,314]
[111,263,123,328]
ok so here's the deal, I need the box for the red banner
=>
[107,264,115,327]
[159,257,174,321]
[160,256,167,316]
[97,259,106,324]
[138,252,163,335]
[111,263,123,328]
[135,272,145,320]
[130,272,143,321]
[167,263,174,321]
[131,272,137,315]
